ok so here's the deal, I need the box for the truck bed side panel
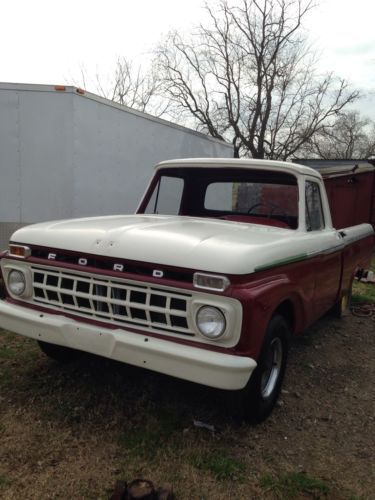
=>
[324,171,375,229]
[341,228,375,296]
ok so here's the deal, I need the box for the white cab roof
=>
[156,158,322,179]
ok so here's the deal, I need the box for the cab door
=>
[305,180,342,317]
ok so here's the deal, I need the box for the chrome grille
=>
[31,266,193,335]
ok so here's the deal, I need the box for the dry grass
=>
[1,308,375,499]
[352,257,375,305]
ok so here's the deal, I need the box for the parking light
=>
[8,245,31,258]
[193,272,230,292]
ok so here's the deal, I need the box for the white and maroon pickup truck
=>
[0,159,374,422]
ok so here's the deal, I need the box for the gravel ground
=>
[0,309,374,499]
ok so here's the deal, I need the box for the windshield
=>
[141,167,299,229]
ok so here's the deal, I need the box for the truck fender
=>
[237,274,308,359]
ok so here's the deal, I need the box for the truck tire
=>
[239,314,290,423]
[37,340,81,363]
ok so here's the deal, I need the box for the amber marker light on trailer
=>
[193,272,230,292]
[8,245,31,258]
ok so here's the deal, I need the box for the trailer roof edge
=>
[0,82,232,150]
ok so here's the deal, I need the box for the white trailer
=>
[0,83,232,250]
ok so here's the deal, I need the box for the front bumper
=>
[0,300,256,390]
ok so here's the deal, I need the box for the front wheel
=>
[38,340,81,363]
[238,314,290,423]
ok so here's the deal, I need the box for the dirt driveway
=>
[0,310,374,499]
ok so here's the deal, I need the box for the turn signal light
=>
[8,245,31,258]
[193,273,230,292]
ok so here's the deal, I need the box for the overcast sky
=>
[1,0,374,117]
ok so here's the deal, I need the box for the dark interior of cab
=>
[140,167,299,229]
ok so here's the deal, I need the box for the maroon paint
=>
[9,243,197,277]
[3,232,374,362]
[323,171,375,229]
[230,259,314,358]
[340,234,375,295]
[21,256,198,291]
[0,249,333,361]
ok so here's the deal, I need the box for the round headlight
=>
[196,306,226,339]
[8,270,26,296]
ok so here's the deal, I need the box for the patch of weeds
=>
[45,398,83,424]
[260,472,329,499]
[0,330,17,343]
[298,361,315,374]
[351,290,375,305]
[352,256,375,305]
[119,427,162,457]
[190,450,245,481]
[75,481,100,499]
[0,345,18,359]
[261,452,275,464]
[297,334,315,346]
[156,406,187,434]
[0,475,11,488]
[118,407,183,459]
[0,367,14,389]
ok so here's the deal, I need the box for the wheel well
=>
[0,275,5,300]
[273,300,295,335]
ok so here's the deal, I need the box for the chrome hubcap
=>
[260,337,283,399]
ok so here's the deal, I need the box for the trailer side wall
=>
[0,85,232,250]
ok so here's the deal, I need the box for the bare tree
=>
[304,111,375,159]
[155,0,359,159]
[75,57,169,117]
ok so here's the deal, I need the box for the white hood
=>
[11,214,300,274]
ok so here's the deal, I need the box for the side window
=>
[144,176,184,215]
[305,181,324,231]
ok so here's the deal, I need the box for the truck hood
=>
[11,214,301,275]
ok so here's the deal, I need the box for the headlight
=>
[8,270,26,296]
[196,306,226,339]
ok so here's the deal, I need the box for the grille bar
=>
[31,266,193,335]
